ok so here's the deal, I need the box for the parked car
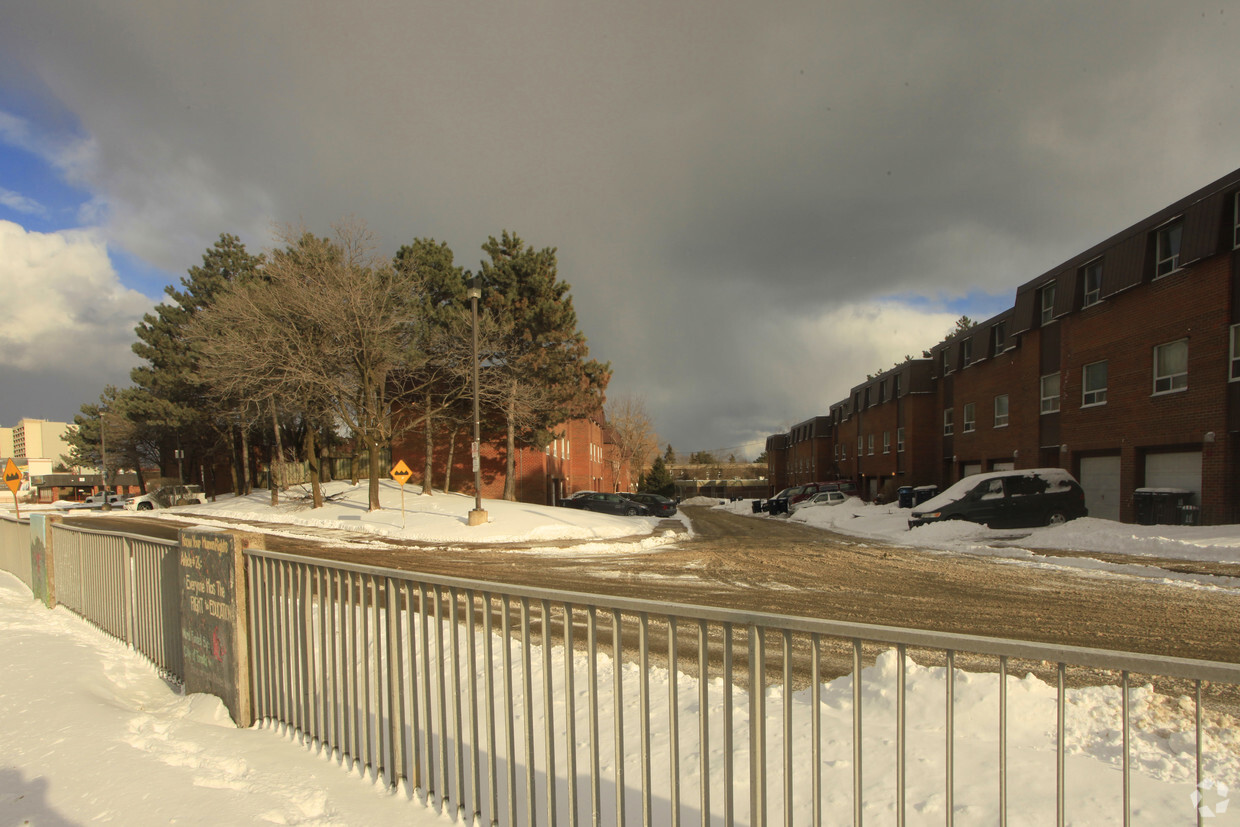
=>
[82,492,126,508]
[788,480,857,510]
[908,469,1087,529]
[622,492,677,517]
[765,485,806,515]
[124,484,209,511]
[558,491,651,517]
[789,489,850,514]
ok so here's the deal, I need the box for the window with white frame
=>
[961,338,972,367]
[1153,339,1188,393]
[867,434,874,455]
[962,402,976,433]
[857,436,863,454]
[991,321,1007,355]
[1040,373,1061,414]
[1082,360,1108,406]
[1039,282,1056,325]
[883,431,891,453]
[994,394,1009,427]
[896,427,905,452]
[1082,260,1103,308]
[1155,221,1182,278]
[943,408,954,436]
[1231,324,1240,381]
[942,349,952,375]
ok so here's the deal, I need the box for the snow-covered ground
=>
[3,482,1239,824]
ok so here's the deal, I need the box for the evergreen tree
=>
[393,239,470,495]
[130,233,264,490]
[640,455,675,498]
[664,444,676,463]
[477,231,611,500]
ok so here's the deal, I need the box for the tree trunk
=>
[422,405,435,496]
[306,423,322,508]
[367,438,381,511]
[269,400,282,506]
[443,425,460,494]
[238,410,252,495]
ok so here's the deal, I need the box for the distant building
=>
[766,166,1240,525]
[1,418,75,476]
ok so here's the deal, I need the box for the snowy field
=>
[3,482,1239,824]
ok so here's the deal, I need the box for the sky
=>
[1,2,1238,460]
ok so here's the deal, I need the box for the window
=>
[1040,373,1061,414]
[834,444,840,460]
[943,408,954,436]
[1082,260,1103,308]
[863,388,871,408]
[961,338,973,366]
[892,373,901,397]
[1234,192,1240,249]
[1039,282,1056,325]
[1155,221,1182,277]
[942,349,952,375]
[991,321,1007,355]
[883,432,891,454]
[867,434,874,455]
[1153,339,1188,393]
[994,394,1009,427]
[879,381,886,403]
[857,436,863,454]
[1082,360,1108,406]
[1231,324,1240,382]
[962,402,976,433]
[896,427,905,452]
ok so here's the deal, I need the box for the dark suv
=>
[908,469,1087,529]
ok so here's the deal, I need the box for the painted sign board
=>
[178,527,258,727]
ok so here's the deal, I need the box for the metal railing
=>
[49,522,184,681]
[247,547,1240,826]
[0,513,32,590]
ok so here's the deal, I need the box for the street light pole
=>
[467,276,488,526]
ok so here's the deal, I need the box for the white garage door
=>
[991,461,1015,472]
[962,463,982,478]
[1079,455,1121,522]
[1144,451,1202,505]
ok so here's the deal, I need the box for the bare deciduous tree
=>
[604,393,659,485]
[189,218,428,511]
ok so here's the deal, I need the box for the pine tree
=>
[640,456,675,498]
[130,233,264,491]
[477,231,611,500]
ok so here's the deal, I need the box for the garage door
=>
[1079,455,1121,522]
[991,461,1015,472]
[962,463,982,478]
[1144,451,1202,505]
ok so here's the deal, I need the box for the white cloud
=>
[0,220,153,374]
[0,187,45,216]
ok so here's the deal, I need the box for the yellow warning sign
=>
[3,458,20,495]
[390,459,412,485]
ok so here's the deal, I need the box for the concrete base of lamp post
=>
[468,508,489,526]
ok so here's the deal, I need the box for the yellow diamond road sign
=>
[390,460,413,485]
[4,458,20,495]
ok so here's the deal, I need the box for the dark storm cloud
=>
[1,1,1237,453]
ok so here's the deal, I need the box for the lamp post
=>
[467,276,488,526]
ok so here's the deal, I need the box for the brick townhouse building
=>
[767,166,1240,525]
[391,412,632,506]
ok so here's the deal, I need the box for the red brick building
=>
[391,413,631,506]
[768,166,1240,524]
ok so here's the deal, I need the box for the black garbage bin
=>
[897,487,915,509]
[1133,488,1192,525]
[912,485,938,506]
[752,499,763,514]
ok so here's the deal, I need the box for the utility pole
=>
[467,276,488,527]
